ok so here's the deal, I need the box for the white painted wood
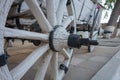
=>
[59,49,73,80]
[25,0,52,32]
[72,0,84,19]
[63,49,73,67]
[67,0,76,33]
[50,53,59,80]
[10,44,49,80]
[56,0,67,25]
[53,27,69,51]
[35,50,53,80]
[62,16,74,28]
[46,0,57,26]
[0,65,13,80]
[67,1,74,16]
[45,0,75,79]
[76,0,94,21]
[0,0,14,80]
[4,27,48,41]
[62,48,71,59]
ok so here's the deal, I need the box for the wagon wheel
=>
[0,0,77,80]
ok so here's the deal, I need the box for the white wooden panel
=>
[79,0,94,22]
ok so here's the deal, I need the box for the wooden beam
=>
[10,44,49,80]
[25,0,52,32]
[4,28,48,41]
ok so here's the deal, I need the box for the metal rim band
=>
[49,25,62,52]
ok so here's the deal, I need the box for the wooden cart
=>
[0,0,101,80]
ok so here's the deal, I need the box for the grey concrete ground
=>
[7,38,120,80]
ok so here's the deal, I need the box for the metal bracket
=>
[49,25,62,52]
[59,64,68,74]
[66,0,71,5]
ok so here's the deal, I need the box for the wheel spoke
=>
[62,16,74,28]
[59,48,73,80]
[62,48,71,59]
[64,48,73,66]
[56,0,68,25]
[25,0,52,32]
[66,1,76,33]
[10,44,49,80]
[4,28,48,41]
[50,52,59,80]
[46,0,57,26]
[35,50,53,80]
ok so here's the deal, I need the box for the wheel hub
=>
[49,25,99,52]
[49,25,69,52]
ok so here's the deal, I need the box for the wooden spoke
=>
[62,16,74,28]
[4,28,48,41]
[56,0,68,25]
[35,50,53,80]
[64,48,73,66]
[66,1,76,33]
[67,0,75,16]
[25,0,52,32]
[59,49,73,80]
[10,44,49,80]
[62,48,71,59]
[0,65,13,80]
[61,48,73,67]
[46,0,57,26]
[50,53,59,80]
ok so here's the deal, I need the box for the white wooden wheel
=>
[0,0,76,80]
